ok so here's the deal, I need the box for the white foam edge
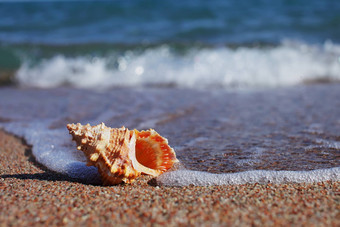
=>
[156,168,340,186]
[1,121,339,186]
[0,121,101,182]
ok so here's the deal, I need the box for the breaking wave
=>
[15,40,340,89]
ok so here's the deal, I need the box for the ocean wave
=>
[15,40,340,89]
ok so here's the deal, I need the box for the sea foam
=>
[2,121,101,183]
[156,168,340,186]
[1,121,339,186]
[15,41,340,89]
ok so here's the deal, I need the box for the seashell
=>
[67,123,178,185]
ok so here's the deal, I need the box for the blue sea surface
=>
[0,0,339,45]
[0,0,340,88]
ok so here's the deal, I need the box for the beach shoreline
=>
[1,1,340,225]
[0,129,338,226]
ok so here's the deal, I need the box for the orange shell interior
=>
[134,130,177,173]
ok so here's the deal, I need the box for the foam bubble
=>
[234,147,265,167]
[156,168,340,186]
[15,41,340,89]
[305,138,340,150]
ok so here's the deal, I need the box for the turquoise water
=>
[0,0,340,88]
[1,0,339,44]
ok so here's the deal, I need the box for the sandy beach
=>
[1,1,340,225]
[0,129,338,226]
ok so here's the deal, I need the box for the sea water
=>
[0,0,339,186]
[0,86,339,186]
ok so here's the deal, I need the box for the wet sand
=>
[0,129,339,226]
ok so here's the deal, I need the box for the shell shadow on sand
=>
[0,130,178,187]
[0,131,102,185]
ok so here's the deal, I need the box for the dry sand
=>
[0,129,339,226]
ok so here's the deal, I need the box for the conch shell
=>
[67,123,178,185]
